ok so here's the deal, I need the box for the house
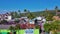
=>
[53,16,60,20]
[53,10,60,21]
[33,16,46,25]
[0,13,12,21]
[20,23,35,29]
[20,24,27,29]
[27,24,35,29]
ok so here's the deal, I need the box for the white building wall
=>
[5,16,12,21]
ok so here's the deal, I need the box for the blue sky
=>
[0,0,60,14]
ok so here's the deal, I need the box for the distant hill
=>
[21,10,56,17]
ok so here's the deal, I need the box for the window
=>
[5,17,8,19]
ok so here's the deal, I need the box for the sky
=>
[0,0,60,14]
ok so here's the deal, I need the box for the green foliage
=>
[0,20,8,24]
[44,20,60,32]
[35,25,40,29]
[10,11,20,18]
[7,32,10,34]
[46,12,53,21]
[9,26,15,32]
[51,21,60,30]
[18,10,21,17]
[55,6,58,10]
[44,23,51,32]
[18,10,21,13]
[14,19,20,23]
[27,12,36,19]
[15,24,20,34]
[15,24,20,30]
[10,9,57,18]
[24,9,27,12]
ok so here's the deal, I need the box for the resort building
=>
[0,13,12,21]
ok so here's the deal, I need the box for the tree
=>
[14,12,20,18]
[44,8,53,21]
[24,9,28,16]
[55,6,58,16]
[15,24,20,30]
[51,20,60,30]
[15,24,20,34]
[50,21,59,34]
[9,26,15,32]
[26,10,35,19]
[27,13,35,19]
[46,12,53,21]
[7,32,10,34]
[14,19,20,24]
[24,9,27,12]
[35,25,40,29]
[10,11,20,19]
[44,23,51,32]
[1,20,8,24]
[18,10,21,17]
[44,20,60,34]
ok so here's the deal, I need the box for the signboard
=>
[25,29,34,34]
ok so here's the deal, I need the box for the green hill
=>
[21,10,56,17]
[10,10,59,18]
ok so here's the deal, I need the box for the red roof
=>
[20,24,27,29]
[20,23,35,29]
[27,24,35,28]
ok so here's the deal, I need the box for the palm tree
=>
[18,10,21,17]
[24,9,28,16]
[24,9,27,12]
[55,6,58,16]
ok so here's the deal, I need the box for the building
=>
[53,16,60,20]
[53,9,60,20]
[0,13,12,21]
[56,10,60,16]
[33,16,46,25]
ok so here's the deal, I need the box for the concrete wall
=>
[0,24,15,29]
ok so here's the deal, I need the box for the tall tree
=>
[9,26,15,32]
[18,10,21,17]
[27,12,35,19]
[24,9,27,12]
[44,20,60,34]
[45,8,53,21]
[15,24,20,34]
[10,11,20,19]
[55,6,58,16]
[24,9,28,16]
[46,13,53,21]
[44,23,51,32]
[14,19,20,24]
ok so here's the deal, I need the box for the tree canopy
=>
[44,20,60,33]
